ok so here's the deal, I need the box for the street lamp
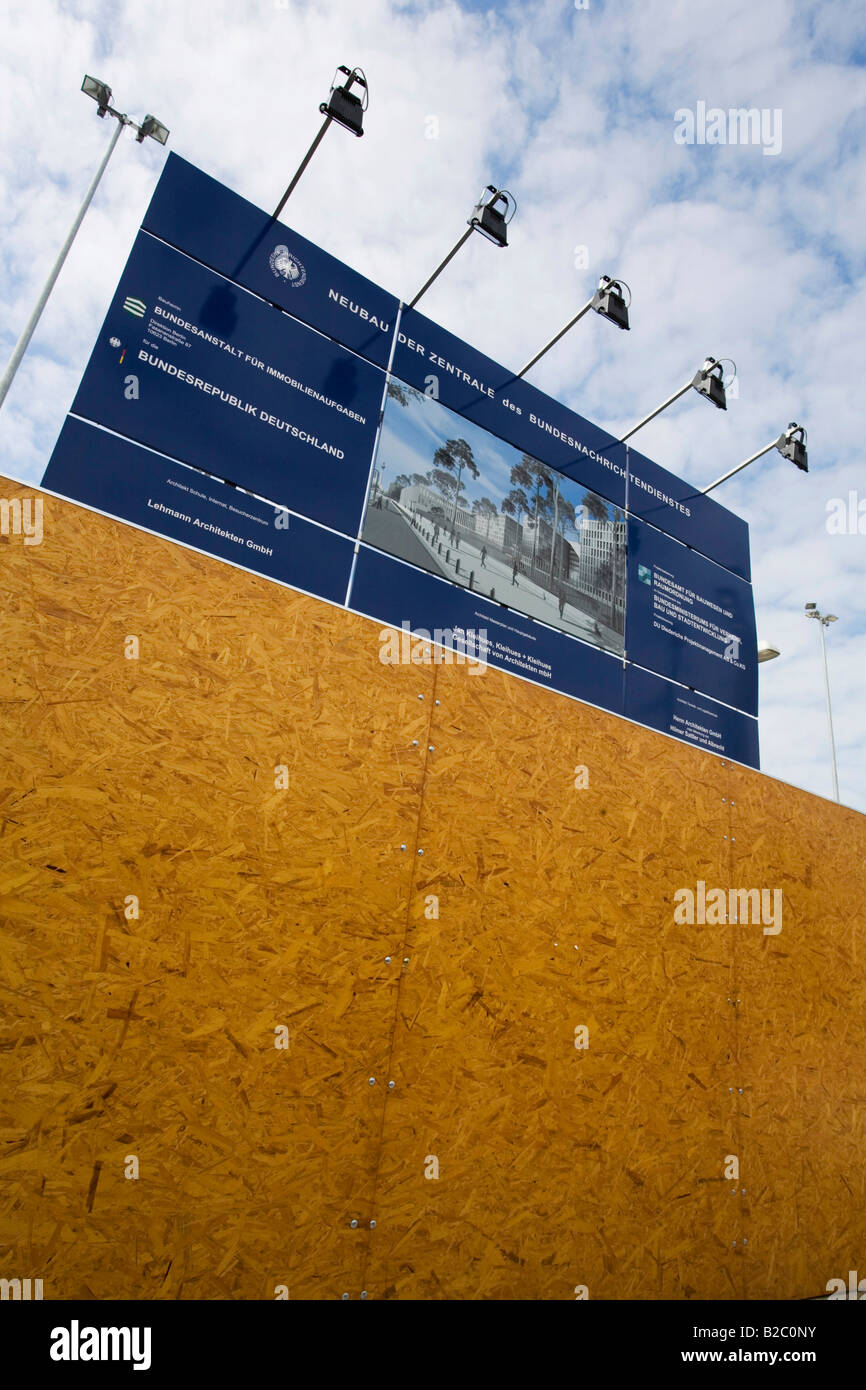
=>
[273,65,368,220]
[0,77,169,412]
[408,185,516,309]
[805,603,840,802]
[757,640,781,662]
[516,276,631,378]
[620,357,732,443]
[701,423,808,495]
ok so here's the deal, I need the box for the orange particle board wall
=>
[1,474,864,1300]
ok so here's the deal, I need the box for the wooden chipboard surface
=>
[1,476,864,1300]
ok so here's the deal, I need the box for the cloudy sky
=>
[1,0,864,808]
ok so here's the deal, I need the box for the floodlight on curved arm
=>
[407,186,516,309]
[620,356,730,443]
[701,423,808,495]
[517,276,631,378]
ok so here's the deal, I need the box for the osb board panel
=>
[368,659,745,1300]
[0,478,431,1299]
[2,475,865,1302]
[726,767,866,1300]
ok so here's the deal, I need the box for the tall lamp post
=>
[805,603,840,802]
[0,76,169,412]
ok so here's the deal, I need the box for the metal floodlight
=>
[777,421,808,471]
[136,114,170,146]
[592,275,631,330]
[469,186,515,248]
[692,356,728,410]
[757,640,781,662]
[621,355,732,442]
[82,74,112,116]
[408,184,516,308]
[701,420,809,495]
[273,63,368,219]
[320,65,368,137]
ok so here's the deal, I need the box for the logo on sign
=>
[269,245,307,287]
[123,296,146,318]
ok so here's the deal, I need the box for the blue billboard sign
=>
[40,152,760,767]
[61,230,385,537]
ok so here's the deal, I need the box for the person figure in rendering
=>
[480,545,487,569]
[557,583,566,618]
[511,554,520,587]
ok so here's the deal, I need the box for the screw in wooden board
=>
[403,957,410,965]
[400,844,406,851]
[361,1291,368,1299]
[350,1219,358,1228]
[368,1077,376,1086]
[385,956,391,963]
[412,740,419,746]
[388,1081,395,1089]
[342,1293,350,1300]
[435,699,440,705]
[417,849,424,855]
[369,1220,376,1229]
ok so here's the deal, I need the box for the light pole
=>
[619,357,732,442]
[0,76,169,412]
[805,603,840,802]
